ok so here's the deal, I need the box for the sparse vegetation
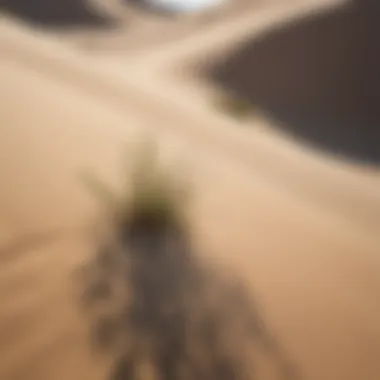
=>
[128,141,188,229]
[213,92,255,120]
[81,138,189,238]
[79,138,298,380]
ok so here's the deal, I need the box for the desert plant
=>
[127,140,189,233]
[214,92,255,120]
[81,138,189,239]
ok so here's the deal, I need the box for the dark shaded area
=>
[122,0,182,17]
[79,219,300,380]
[205,0,380,164]
[1,0,116,28]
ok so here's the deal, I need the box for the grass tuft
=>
[213,92,255,120]
[81,138,189,238]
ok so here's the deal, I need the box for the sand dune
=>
[206,0,380,164]
[0,11,380,380]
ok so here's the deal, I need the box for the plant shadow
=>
[204,0,380,165]
[79,221,300,380]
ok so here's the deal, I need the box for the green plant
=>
[214,93,254,120]
[81,139,189,235]
[129,150,187,230]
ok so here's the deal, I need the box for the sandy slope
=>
[0,16,380,380]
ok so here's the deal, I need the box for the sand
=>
[0,3,380,380]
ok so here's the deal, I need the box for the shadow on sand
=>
[205,0,380,165]
[78,221,300,380]
[1,0,116,29]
